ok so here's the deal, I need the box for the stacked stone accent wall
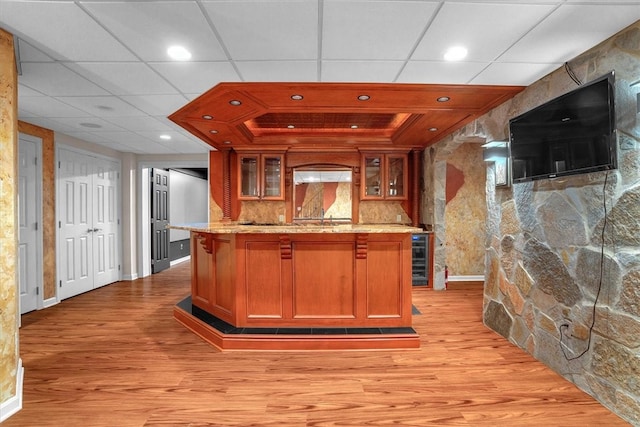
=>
[431,21,640,424]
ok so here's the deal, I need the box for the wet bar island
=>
[172,223,422,351]
[163,82,518,350]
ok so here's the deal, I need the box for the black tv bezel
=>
[508,71,617,184]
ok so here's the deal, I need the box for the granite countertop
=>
[170,222,427,234]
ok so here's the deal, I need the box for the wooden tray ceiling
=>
[169,82,524,151]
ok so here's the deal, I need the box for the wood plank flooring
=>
[4,262,629,426]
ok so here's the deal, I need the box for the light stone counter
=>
[170,222,426,234]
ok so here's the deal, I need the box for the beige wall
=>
[0,27,19,408]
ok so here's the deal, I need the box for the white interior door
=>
[18,134,42,314]
[93,160,120,288]
[58,148,121,300]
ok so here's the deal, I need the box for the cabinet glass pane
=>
[364,157,382,197]
[388,157,404,197]
[241,157,258,197]
[263,156,281,197]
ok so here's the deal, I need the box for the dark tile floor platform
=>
[176,296,418,336]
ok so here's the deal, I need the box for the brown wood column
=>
[411,149,422,227]
[221,149,232,220]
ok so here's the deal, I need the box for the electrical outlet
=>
[561,319,573,337]
[396,214,402,223]
[278,214,285,223]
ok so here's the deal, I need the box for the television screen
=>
[509,72,617,183]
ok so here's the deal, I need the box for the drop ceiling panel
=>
[82,1,228,62]
[0,1,136,61]
[56,96,147,117]
[63,131,121,146]
[397,61,490,85]
[67,62,179,96]
[411,3,557,61]
[19,63,109,97]
[120,94,191,117]
[235,61,318,82]
[202,0,318,60]
[150,62,241,94]
[321,61,404,82]
[50,117,127,133]
[18,84,46,98]
[23,117,81,135]
[498,4,640,63]
[19,96,93,118]
[470,62,561,86]
[16,39,54,62]
[103,116,175,133]
[322,1,439,60]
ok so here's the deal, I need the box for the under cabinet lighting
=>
[429,127,438,132]
[287,125,295,129]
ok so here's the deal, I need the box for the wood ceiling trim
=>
[168,82,525,151]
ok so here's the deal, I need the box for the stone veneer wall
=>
[432,22,640,424]
[0,27,19,408]
[444,143,486,276]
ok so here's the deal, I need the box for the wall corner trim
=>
[0,358,24,422]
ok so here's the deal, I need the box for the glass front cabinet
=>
[361,153,407,200]
[238,152,284,200]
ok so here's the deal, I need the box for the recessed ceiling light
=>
[291,94,303,101]
[357,95,370,101]
[209,129,218,134]
[229,100,242,106]
[79,122,102,128]
[223,140,232,144]
[202,115,213,120]
[287,125,295,129]
[160,134,171,140]
[444,46,467,61]
[167,45,192,61]
[437,96,450,102]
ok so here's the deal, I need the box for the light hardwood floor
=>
[5,262,629,426]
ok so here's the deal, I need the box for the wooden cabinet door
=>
[238,153,284,200]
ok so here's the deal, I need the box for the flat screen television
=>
[509,71,617,183]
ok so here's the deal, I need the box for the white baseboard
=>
[0,358,23,422]
[449,275,484,282]
[170,255,191,267]
[42,297,58,309]
[121,273,139,281]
